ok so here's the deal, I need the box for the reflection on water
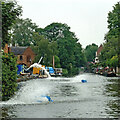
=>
[104,78,120,118]
[59,84,78,96]
[104,79,120,97]
[2,106,16,119]
[1,73,120,118]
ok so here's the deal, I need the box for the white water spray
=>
[38,56,43,64]
[26,63,51,77]
[1,80,52,105]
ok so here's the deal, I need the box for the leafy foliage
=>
[110,55,118,67]
[106,2,120,40]
[31,33,60,67]
[37,23,86,76]
[2,0,22,48]
[2,53,17,101]
[33,22,87,76]
[84,43,98,62]
[100,2,120,68]
[54,55,61,68]
[10,17,87,76]
[100,37,118,60]
[11,18,38,46]
[36,22,71,42]
[1,0,22,101]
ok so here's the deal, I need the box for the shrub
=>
[2,53,17,101]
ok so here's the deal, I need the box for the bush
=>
[62,69,68,77]
[2,53,17,101]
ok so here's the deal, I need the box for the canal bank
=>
[1,73,120,118]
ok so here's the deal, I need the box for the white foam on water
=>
[0,74,90,106]
[1,79,53,105]
[69,74,86,83]
[47,76,70,80]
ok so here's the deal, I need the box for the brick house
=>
[4,44,36,67]
[95,44,103,63]
[10,46,35,67]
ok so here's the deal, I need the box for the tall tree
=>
[1,0,22,101]
[84,43,98,62]
[100,2,120,68]
[105,2,120,40]
[36,22,76,42]
[74,43,87,67]
[2,0,22,48]
[36,22,86,76]
[11,18,38,46]
[100,37,118,60]
[31,33,59,67]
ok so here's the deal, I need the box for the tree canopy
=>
[105,2,120,40]
[100,2,120,68]
[31,33,59,67]
[7,16,87,76]
[36,22,77,42]
[84,43,98,62]
[11,18,38,46]
[1,0,22,101]
[33,22,87,76]
[2,0,22,48]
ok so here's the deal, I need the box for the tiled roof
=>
[10,47,28,55]
[96,45,103,56]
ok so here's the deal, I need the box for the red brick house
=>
[95,44,103,63]
[4,44,36,67]
[10,46,35,67]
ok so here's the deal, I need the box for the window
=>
[20,55,23,61]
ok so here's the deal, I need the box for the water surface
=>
[1,73,120,118]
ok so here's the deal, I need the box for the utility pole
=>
[53,56,55,68]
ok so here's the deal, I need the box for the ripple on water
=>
[1,73,120,118]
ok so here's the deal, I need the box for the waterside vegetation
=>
[1,0,120,101]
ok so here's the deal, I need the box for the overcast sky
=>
[17,0,119,48]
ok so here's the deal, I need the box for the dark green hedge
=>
[2,53,17,101]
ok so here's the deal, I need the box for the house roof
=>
[96,44,103,56]
[10,47,28,55]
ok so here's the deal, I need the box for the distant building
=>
[95,44,103,63]
[4,44,36,67]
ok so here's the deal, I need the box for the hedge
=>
[2,53,17,101]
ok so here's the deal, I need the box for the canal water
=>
[0,73,120,118]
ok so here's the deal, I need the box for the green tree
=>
[74,43,87,67]
[48,41,59,56]
[110,55,118,67]
[54,55,61,68]
[36,22,71,42]
[100,37,118,61]
[2,0,22,48]
[1,0,22,101]
[57,27,84,76]
[105,2,120,40]
[31,33,60,67]
[84,43,98,62]
[31,35,51,64]
[2,53,17,101]
[36,22,86,76]
[100,2,120,68]
[11,18,38,46]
